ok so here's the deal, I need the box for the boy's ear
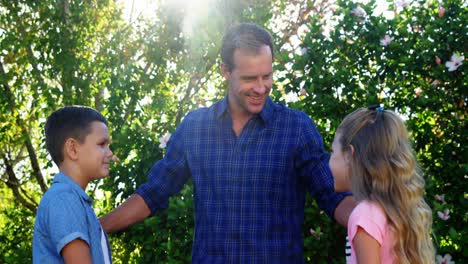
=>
[63,138,80,161]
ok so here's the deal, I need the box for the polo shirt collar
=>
[215,96,275,127]
[53,172,93,204]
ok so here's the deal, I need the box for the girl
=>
[330,106,435,264]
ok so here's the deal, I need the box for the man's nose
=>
[253,77,267,94]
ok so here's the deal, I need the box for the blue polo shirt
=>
[136,97,349,263]
[33,173,112,263]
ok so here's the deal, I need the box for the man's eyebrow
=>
[240,71,273,79]
[240,75,258,80]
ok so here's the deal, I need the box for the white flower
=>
[395,0,410,8]
[435,194,446,204]
[380,35,394,46]
[309,228,322,240]
[445,52,464,71]
[284,91,300,103]
[436,253,455,264]
[158,132,171,149]
[437,209,450,221]
[299,88,308,97]
[351,6,366,17]
[415,87,423,97]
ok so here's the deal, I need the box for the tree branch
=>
[123,61,153,123]
[3,155,37,213]
[0,60,48,193]
[25,136,48,192]
[174,56,217,125]
[279,1,316,44]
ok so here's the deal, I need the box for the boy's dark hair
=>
[45,105,107,166]
[221,22,274,72]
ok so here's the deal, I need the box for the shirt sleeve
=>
[295,112,350,218]
[135,113,192,215]
[348,201,385,246]
[44,193,90,255]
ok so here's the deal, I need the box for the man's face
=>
[222,45,273,119]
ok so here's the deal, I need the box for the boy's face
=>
[329,133,351,192]
[76,121,113,181]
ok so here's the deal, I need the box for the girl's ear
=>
[346,144,355,163]
[64,138,79,161]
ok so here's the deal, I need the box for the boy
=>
[33,106,113,264]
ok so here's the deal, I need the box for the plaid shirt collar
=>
[214,95,275,127]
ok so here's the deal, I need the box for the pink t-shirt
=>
[347,200,395,264]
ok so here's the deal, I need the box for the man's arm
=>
[100,194,151,233]
[61,239,92,264]
[334,195,356,227]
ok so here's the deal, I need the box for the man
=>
[100,23,355,263]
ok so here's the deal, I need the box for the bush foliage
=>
[0,0,466,263]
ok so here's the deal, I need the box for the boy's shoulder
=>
[36,185,82,227]
[33,174,104,264]
[37,174,90,213]
[39,181,76,206]
[34,175,94,245]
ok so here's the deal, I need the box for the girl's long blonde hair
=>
[337,107,435,264]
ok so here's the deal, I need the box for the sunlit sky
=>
[118,0,215,38]
[118,0,158,21]
[119,0,397,23]
[116,0,405,108]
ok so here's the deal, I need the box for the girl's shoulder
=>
[354,200,384,212]
[350,200,388,225]
[348,200,392,247]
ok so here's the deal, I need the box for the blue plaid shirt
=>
[136,97,348,263]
